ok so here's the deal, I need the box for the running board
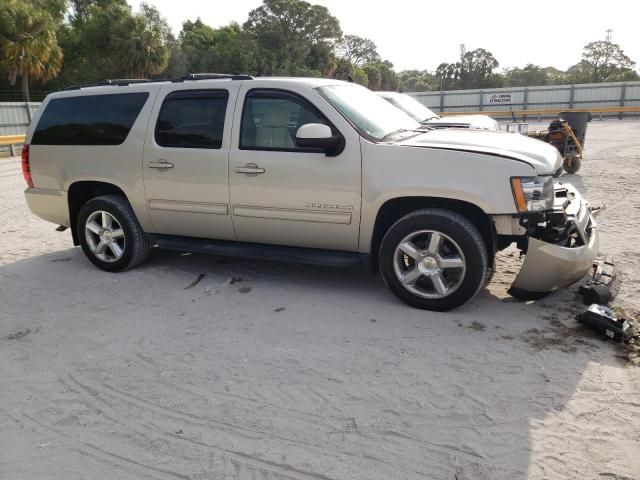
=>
[148,234,369,268]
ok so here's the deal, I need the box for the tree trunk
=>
[21,72,30,103]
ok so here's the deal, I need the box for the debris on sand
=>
[576,304,633,342]
[7,328,31,340]
[469,321,486,331]
[613,305,640,366]
[578,256,620,305]
[184,273,205,290]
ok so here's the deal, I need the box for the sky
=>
[128,0,640,72]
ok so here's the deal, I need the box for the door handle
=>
[148,160,174,169]
[234,163,265,175]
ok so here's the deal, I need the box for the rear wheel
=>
[77,195,149,272]
[563,156,581,174]
[379,209,489,311]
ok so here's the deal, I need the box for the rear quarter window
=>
[31,92,149,145]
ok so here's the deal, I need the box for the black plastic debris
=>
[578,256,620,305]
[576,304,634,341]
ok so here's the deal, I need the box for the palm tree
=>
[116,4,170,79]
[0,0,63,102]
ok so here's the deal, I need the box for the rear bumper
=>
[509,183,600,295]
[25,187,69,227]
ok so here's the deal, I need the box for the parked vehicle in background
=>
[23,76,599,311]
[378,91,501,131]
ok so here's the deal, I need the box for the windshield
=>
[388,94,438,122]
[318,85,420,141]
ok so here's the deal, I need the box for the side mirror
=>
[295,123,341,152]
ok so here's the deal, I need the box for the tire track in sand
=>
[65,373,340,480]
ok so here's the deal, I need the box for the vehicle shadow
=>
[0,246,628,480]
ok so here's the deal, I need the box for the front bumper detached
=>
[509,183,601,299]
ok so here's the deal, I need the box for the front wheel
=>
[77,194,150,272]
[379,209,489,311]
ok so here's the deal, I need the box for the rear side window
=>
[155,90,228,149]
[32,92,149,145]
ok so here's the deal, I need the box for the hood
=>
[398,129,563,175]
[425,115,500,132]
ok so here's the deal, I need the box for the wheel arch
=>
[67,181,130,246]
[369,196,496,272]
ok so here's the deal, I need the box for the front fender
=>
[359,140,532,252]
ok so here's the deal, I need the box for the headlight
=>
[510,176,554,212]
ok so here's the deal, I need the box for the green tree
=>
[363,63,382,90]
[458,47,499,89]
[69,0,128,24]
[351,67,368,86]
[179,20,258,75]
[0,0,63,101]
[336,34,380,66]
[578,38,637,82]
[503,64,567,87]
[326,57,396,90]
[50,0,170,88]
[327,56,355,81]
[365,60,398,90]
[161,32,187,79]
[244,0,342,75]
[118,3,171,78]
[436,47,500,90]
[398,69,438,91]
[435,62,459,90]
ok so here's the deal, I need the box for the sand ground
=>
[1,121,639,480]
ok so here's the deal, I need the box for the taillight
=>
[21,144,33,188]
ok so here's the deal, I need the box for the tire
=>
[77,194,150,272]
[379,208,488,311]
[563,156,581,174]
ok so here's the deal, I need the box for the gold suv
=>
[23,74,600,311]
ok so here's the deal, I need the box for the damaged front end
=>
[508,183,602,299]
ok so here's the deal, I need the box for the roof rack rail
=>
[102,79,153,86]
[63,73,253,91]
[179,73,253,81]
[64,78,154,90]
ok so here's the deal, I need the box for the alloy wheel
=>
[85,210,126,263]
[393,229,467,299]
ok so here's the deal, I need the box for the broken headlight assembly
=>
[510,176,554,213]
